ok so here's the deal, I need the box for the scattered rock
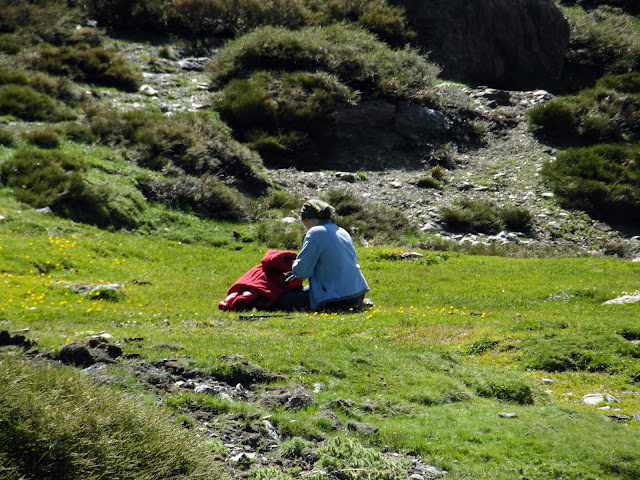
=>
[582,393,619,405]
[259,386,316,410]
[499,412,518,418]
[602,294,640,305]
[347,421,379,435]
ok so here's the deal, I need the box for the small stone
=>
[390,181,402,188]
[541,377,554,385]
[499,412,518,418]
[602,295,640,305]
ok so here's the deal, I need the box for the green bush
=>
[326,189,416,244]
[87,109,270,194]
[86,0,413,44]
[33,45,141,91]
[0,355,220,480]
[208,23,439,100]
[0,149,87,208]
[24,126,60,148]
[528,100,579,137]
[501,205,534,232]
[255,221,305,250]
[540,144,640,225]
[0,84,76,122]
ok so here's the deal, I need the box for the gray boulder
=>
[395,0,570,90]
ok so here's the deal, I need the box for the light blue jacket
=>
[292,221,369,310]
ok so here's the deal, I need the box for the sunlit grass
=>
[1,193,640,479]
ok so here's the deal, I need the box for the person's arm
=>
[291,232,322,279]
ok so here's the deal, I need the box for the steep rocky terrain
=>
[111,39,639,258]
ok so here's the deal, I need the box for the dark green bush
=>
[529,76,640,143]
[85,0,413,44]
[540,144,640,225]
[597,71,640,93]
[215,70,355,161]
[208,23,439,100]
[500,205,534,232]
[416,175,441,189]
[326,189,416,244]
[0,84,76,121]
[137,174,251,222]
[33,45,141,91]
[562,6,640,89]
[0,126,15,146]
[25,127,60,148]
[528,100,579,137]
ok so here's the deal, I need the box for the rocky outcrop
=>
[394,0,570,90]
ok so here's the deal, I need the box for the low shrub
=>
[540,144,640,226]
[314,437,408,480]
[208,23,439,100]
[86,0,413,44]
[87,109,270,194]
[473,376,535,405]
[0,149,87,208]
[326,189,416,244]
[137,174,252,222]
[416,175,441,189]
[440,199,534,235]
[501,205,534,232]
[24,126,60,148]
[440,199,503,234]
[33,45,142,91]
[0,84,76,122]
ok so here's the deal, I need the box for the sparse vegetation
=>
[440,198,534,234]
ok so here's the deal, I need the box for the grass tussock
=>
[0,354,221,480]
[440,198,534,234]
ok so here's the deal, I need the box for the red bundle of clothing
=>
[218,250,303,311]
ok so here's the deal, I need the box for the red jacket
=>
[221,250,302,310]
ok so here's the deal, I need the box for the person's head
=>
[300,199,335,230]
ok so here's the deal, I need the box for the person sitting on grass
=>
[275,199,370,312]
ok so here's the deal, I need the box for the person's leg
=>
[273,290,310,311]
[321,293,366,312]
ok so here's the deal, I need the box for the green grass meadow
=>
[2,190,640,479]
